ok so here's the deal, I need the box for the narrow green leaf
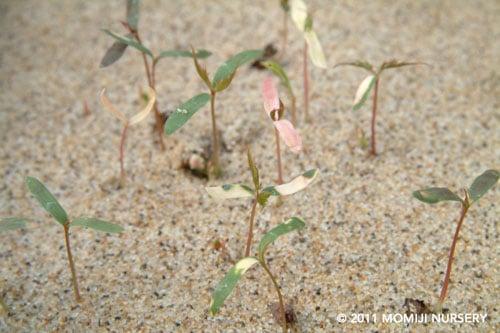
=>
[262,169,319,197]
[0,217,27,233]
[334,60,374,72]
[157,49,211,60]
[247,148,259,190]
[102,29,153,58]
[100,34,133,68]
[468,169,499,203]
[26,177,68,225]
[258,217,305,259]
[379,59,430,72]
[212,49,264,87]
[191,46,212,90]
[353,75,376,111]
[126,0,140,31]
[72,217,124,233]
[412,187,463,204]
[261,60,294,96]
[210,257,259,315]
[164,93,210,135]
[205,184,254,200]
[213,71,236,92]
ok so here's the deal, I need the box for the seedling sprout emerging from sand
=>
[262,60,297,125]
[290,0,327,122]
[164,48,264,177]
[335,59,429,155]
[25,177,123,302]
[413,169,499,310]
[100,0,212,149]
[210,217,305,332]
[262,77,302,184]
[206,148,317,257]
[100,87,156,186]
[0,217,28,315]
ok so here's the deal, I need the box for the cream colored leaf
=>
[205,184,254,200]
[290,0,308,32]
[129,87,156,126]
[305,30,327,68]
[353,75,376,110]
[263,169,318,196]
[100,88,128,125]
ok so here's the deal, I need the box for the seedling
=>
[206,148,317,257]
[210,217,305,332]
[100,0,212,149]
[25,177,124,302]
[335,60,428,155]
[289,0,327,122]
[413,169,499,310]
[100,87,156,186]
[262,77,302,184]
[164,48,264,177]
[0,217,28,315]
[262,60,297,125]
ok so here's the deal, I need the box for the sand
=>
[0,0,499,332]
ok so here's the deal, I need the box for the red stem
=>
[303,41,309,122]
[119,123,129,184]
[274,127,283,184]
[244,200,258,257]
[370,77,379,156]
[64,223,81,302]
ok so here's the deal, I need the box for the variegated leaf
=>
[353,75,376,111]
[304,30,326,68]
[206,184,254,200]
[263,169,318,196]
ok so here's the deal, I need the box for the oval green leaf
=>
[210,257,259,315]
[353,75,376,111]
[212,49,264,88]
[468,169,499,203]
[100,37,131,68]
[102,29,153,58]
[0,217,28,233]
[262,169,319,197]
[258,217,305,259]
[71,217,124,233]
[126,0,140,31]
[26,177,68,225]
[164,93,210,135]
[157,49,211,60]
[205,184,254,200]
[412,187,462,204]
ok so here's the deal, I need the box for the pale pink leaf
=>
[274,119,302,153]
[262,77,280,116]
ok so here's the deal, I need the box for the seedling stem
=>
[303,41,310,122]
[244,199,258,257]
[274,128,284,184]
[370,76,380,156]
[260,258,287,333]
[119,122,129,185]
[210,91,221,177]
[63,223,81,302]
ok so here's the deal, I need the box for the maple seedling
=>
[25,177,124,302]
[335,59,429,156]
[210,217,305,332]
[100,0,212,149]
[0,217,28,315]
[289,0,327,122]
[164,48,264,178]
[413,169,499,310]
[262,77,302,184]
[100,87,156,186]
[262,60,297,125]
[206,148,317,258]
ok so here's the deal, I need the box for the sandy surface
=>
[0,0,499,332]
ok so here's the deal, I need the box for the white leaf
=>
[305,30,327,68]
[264,169,318,196]
[290,0,308,32]
[353,75,376,110]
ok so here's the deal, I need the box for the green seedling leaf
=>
[72,217,124,233]
[468,169,499,203]
[379,60,430,72]
[262,60,293,96]
[247,148,260,190]
[26,177,68,225]
[102,29,153,58]
[100,34,134,68]
[213,71,236,92]
[212,49,264,88]
[206,184,254,200]
[353,75,376,111]
[210,257,259,315]
[0,217,27,233]
[262,169,319,196]
[258,217,305,259]
[257,190,272,206]
[191,46,212,90]
[164,93,210,134]
[126,0,140,31]
[334,60,374,72]
[157,49,211,60]
[412,187,463,204]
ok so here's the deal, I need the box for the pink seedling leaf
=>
[262,76,280,117]
[274,120,302,153]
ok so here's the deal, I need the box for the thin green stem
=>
[210,91,221,177]
[260,258,287,333]
[63,223,81,302]
[370,77,379,156]
[438,202,469,307]
[244,199,258,257]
